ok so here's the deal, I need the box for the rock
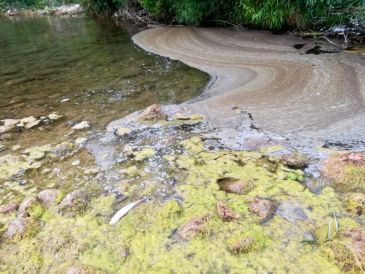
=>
[75,137,87,145]
[53,4,83,16]
[84,167,99,175]
[72,121,90,130]
[23,144,52,161]
[58,189,88,216]
[11,144,21,151]
[4,217,27,238]
[281,153,309,169]
[322,152,365,189]
[277,202,308,222]
[177,215,210,240]
[123,166,140,177]
[60,98,70,103]
[0,202,19,214]
[115,127,131,137]
[48,112,63,121]
[216,201,240,221]
[134,148,156,161]
[17,197,38,218]
[230,236,255,254]
[37,189,61,208]
[25,119,41,129]
[71,160,80,166]
[5,9,20,16]
[327,228,365,272]
[50,141,75,159]
[217,177,253,195]
[139,104,167,122]
[248,197,277,222]
[345,193,365,215]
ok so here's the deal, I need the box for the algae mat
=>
[133,27,365,144]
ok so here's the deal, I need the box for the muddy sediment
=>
[133,27,365,149]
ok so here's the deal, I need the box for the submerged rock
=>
[0,202,19,214]
[37,189,62,208]
[72,121,90,130]
[216,201,240,221]
[115,127,132,137]
[58,190,88,216]
[139,104,167,122]
[248,197,277,222]
[4,217,27,239]
[17,197,38,218]
[277,202,308,222]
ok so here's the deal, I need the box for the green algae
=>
[0,144,364,273]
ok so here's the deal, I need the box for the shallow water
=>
[0,17,209,144]
[0,16,208,202]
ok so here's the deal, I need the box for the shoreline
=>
[132,26,365,151]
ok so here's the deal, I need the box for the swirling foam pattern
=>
[133,27,365,143]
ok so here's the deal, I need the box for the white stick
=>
[109,199,144,225]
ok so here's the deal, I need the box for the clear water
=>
[0,16,209,202]
[0,16,209,146]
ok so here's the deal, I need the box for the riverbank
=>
[0,16,365,273]
[1,4,83,17]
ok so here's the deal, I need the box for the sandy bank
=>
[133,27,365,147]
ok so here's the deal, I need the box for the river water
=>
[0,16,208,202]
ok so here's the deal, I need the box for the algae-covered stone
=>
[115,127,132,137]
[23,144,52,161]
[180,136,204,154]
[248,197,277,223]
[322,152,365,190]
[325,228,365,272]
[0,154,40,180]
[58,190,88,216]
[345,192,365,215]
[216,201,240,221]
[177,215,210,240]
[227,228,267,254]
[217,177,253,195]
[134,147,156,161]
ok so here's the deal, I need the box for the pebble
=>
[72,121,90,130]
[71,160,80,166]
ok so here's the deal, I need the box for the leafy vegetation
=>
[1,0,364,30]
